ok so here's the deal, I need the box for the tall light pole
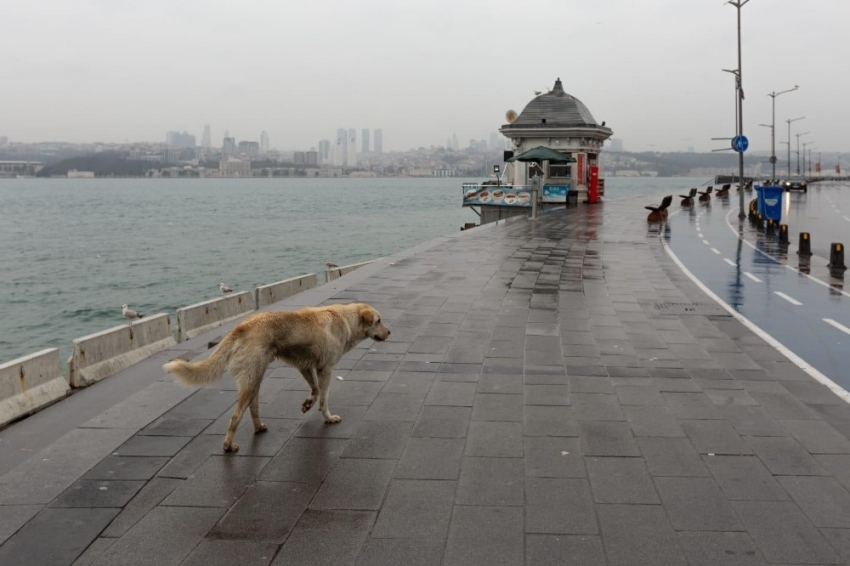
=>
[727,0,749,218]
[795,131,809,175]
[802,141,813,178]
[767,86,799,180]
[786,117,804,177]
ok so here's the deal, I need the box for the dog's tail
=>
[163,334,235,387]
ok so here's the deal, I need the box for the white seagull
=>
[122,304,143,323]
[325,261,338,269]
[219,282,233,295]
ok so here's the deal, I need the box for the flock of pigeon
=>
[122,260,340,323]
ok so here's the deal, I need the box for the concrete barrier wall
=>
[0,349,70,428]
[177,291,255,342]
[325,260,375,283]
[255,273,318,308]
[69,314,176,388]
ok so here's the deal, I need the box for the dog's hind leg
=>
[249,392,267,434]
[299,368,319,413]
[317,366,340,424]
[223,387,253,453]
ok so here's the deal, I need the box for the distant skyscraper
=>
[223,136,236,155]
[489,133,499,150]
[335,129,347,166]
[446,137,452,150]
[374,129,383,153]
[202,124,211,148]
[238,141,260,158]
[361,129,370,153]
[347,128,357,166]
[260,131,269,154]
[318,140,331,163]
[451,133,458,151]
[166,131,196,148]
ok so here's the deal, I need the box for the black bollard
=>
[766,219,776,235]
[756,214,765,231]
[779,224,789,245]
[829,243,847,271]
[798,232,812,256]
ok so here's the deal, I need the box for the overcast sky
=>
[2,0,848,153]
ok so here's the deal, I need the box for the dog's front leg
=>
[317,367,340,423]
[299,368,319,413]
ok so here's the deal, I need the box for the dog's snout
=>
[387,330,391,336]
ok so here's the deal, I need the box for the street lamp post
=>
[727,0,750,219]
[795,131,810,175]
[767,86,799,180]
[786,117,805,177]
[802,141,813,178]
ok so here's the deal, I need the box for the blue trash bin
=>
[761,186,783,222]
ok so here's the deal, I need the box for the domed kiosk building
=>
[462,78,613,225]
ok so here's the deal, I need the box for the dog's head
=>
[358,304,390,341]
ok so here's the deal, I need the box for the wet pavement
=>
[3,192,850,565]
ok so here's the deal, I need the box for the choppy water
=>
[0,176,707,363]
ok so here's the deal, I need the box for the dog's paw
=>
[254,423,268,434]
[301,398,314,413]
[325,414,342,424]
[223,443,240,453]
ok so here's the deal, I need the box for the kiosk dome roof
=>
[509,78,599,128]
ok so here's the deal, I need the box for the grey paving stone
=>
[638,437,709,477]
[409,335,452,354]
[164,388,235,419]
[371,479,456,539]
[821,529,850,564]
[342,370,394,381]
[471,393,523,422]
[101,477,182,538]
[717,405,788,437]
[412,406,470,438]
[585,457,659,504]
[615,384,665,406]
[525,534,606,566]
[272,509,375,566]
[297,405,367,434]
[382,371,435,396]
[180,540,278,566]
[749,390,820,420]
[139,417,213,437]
[778,476,850,528]
[156,435,222,479]
[82,456,169,481]
[572,394,625,421]
[463,419,523,456]
[780,419,850,454]
[310,459,396,510]
[71,536,115,566]
[663,392,721,420]
[654,477,742,531]
[456,457,524,506]
[746,436,827,476]
[568,375,613,394]
[703,455,789,502]
[817,455,850,493]
[680,420,752,455]
[363,394,424,422]
[476,373,523,394]
[355,539,444,566]
[676,531,766,565]
[523,405,579,436]
[51,479,145,508]
[0,507,119,566]
[0,504,41,546]
[597,504,687,566]
[624,405,685,437]
[203,417,300,457]
[330,380,386,406]
[211,481,315,543]
[163,455,270,507]
[340,420,412,459]
[523,384,570,406]
[258,438,343,483]
[395,437,464,480]
[578,421,640,457]
[425,382,477,406]
[732,500,841,564]
[443,506,524,566]
[524,437,585,478]
[113,435,192,457]
[526,478,597,534]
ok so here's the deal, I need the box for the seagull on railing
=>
[219,282,233,295]
[122,304,143,323]
[325,261,338,269]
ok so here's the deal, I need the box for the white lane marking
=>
[724,258,736,266]
[724,209,850,299]
[702,239,711,245]
[711,248,721,254]
[824,318,850,335]
[662,238,850,406]
[744,272,762,282]
[774,291,803,306]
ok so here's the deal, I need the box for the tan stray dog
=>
[163,302,390,452]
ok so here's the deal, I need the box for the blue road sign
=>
[732,135,749,153]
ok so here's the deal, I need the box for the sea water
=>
[0,176,706,363]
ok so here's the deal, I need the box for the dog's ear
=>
[359,306,375,327]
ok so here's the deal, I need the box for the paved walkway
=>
[4,195,850,565]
